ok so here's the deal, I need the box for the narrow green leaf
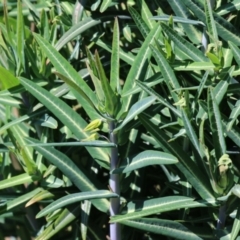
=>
[91,0,101,11]
[213,80,228,105]
[110,18,120,93]
[95,51,119,117]
[36,205,80,240]
[25,137,109,213]
[168,0,202,44]
[3,0,13,46]
[128,6,150,38]
[0,66,20,89]
[81,200,91,240]
[151,15,205,26]
[25,140,116,148]
[55,16,130,51]
[150,45,180,92]
[227,100,240,131]
[33,33,96,102]
[0,173,39,190]
[136,0,157,29]
[54,72,102,119]
[121,218,215,240]
[136,80,181,117]
[229,41,240,66]
[181,110,204,158]
[22,0,40,18]
[40,9,50,41]
[207,88,226,159]
[20,78,109,169]
[16,0,24,74]
[9,124,37,174]
[100,0,112,12]
[26,190,55,207]
[0,95,22,107]
[204,0,218,43]
[0,188,42,214]
[222,115,240,147]
[121,24,160,114]
[216,0,240,16]
[96,38,135,65]
[197,71,209,98]
[230,207,240,240]
[182,0,240,46]
[112,150,178,173]
[139,114,214,199]
[122,76,163,97]
[161,23,208,62]
[114,96,156,132]
[111,196,217,222]
[37,190,118,218]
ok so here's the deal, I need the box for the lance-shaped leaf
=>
[227,100,240,131]
[36,205,80,240]
[114,96,156,133]
[25,137,109,213]
[112,150,178,173]
[222,115,240,147]
[139,114,214,199]
[207,88,226,159]
[181,110,205,159]
[128,6,150,38]
[204,0,218,43]
[198,71,209,98]
[26,190,55,207]
[182,0,240,46]
[0,66,20,89]
[161,22,207,62]
[55,16,131,51]
[229,41,240,66]
[16,0,24,74]
[81,200,91,240]
[25,140,116,148]
[37,190,118,218]
[33,33,96,103]
[54,72,102,120]
[110,196,217,223]
[230,207,240,240]
[121,218,215,239]
[100,0,112,12]
[136,0,157,29]
[173,62,214,71]
[0,188,42,215]
[168,0,202,44]
[20,78,109,168]
[95,50,119,117]
[110,17,120,93]
[216,0,240,16]
[96,38,135,65]
[151,15,205,26]
[136,80,181,117]
[121,24,160,114]
[123,75,163,97]
[0,173,39,190]
[150,45,180,102]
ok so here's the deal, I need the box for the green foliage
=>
[0,0,240,240]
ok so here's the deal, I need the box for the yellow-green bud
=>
[83,119,102,133]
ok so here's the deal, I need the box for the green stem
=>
[109,121,121,240]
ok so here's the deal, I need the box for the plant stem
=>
[109,121,121,240]
[217,203,227,229]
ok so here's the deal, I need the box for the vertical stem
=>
[109,121,121,240]
[217,203,227,229]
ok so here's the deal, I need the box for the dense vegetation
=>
[0,0,240,239]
